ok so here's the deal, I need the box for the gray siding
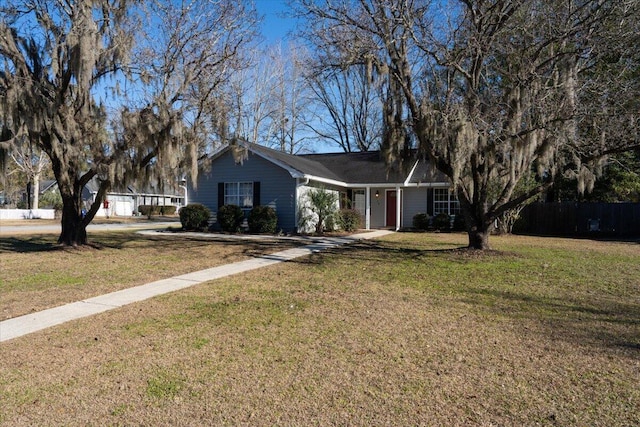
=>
[190,150,298,232]
[369,187,386,228]
[402,187,428,228]
[368,187,429,229]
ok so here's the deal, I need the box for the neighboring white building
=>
[40,178,185,217]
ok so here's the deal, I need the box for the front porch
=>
[342,186,460,232]
[345,186,404,231]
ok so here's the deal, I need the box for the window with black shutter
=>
[220,182,256,209]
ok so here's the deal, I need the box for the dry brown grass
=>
[0,231,301,320]
[0,219,60,227]
[1,232,639,426]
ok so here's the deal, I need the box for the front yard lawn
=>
[1,232,638,426]
[0,231,301,320]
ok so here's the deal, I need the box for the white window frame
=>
[224,182,253,209]
[433,188,460,215]
[352,189,366,217]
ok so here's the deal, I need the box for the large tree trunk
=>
[460,197,495,250]
[51,160,92,246]
[58,194,88,246]
[467,226,491,250]
[56,175,106,246]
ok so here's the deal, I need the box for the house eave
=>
[205,144,229,163]
[301,175,349,188]
[300,177,452,189]
[402,181,451,188]
[323,181,451,189]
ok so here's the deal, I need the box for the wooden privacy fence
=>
[516,202,640,237]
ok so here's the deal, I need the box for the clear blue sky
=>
[255,0,297,43]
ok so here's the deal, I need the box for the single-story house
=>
[189,142,460,232]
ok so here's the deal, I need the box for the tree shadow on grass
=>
[0,236,60,253]
[293,239,639,354]
[459,287,640,354]
[100,234,301,255]
[0,233,302,257]
[291,239,503,266]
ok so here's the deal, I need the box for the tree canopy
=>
[0,0,258,245]
[1,0,638,249]
[298,0,640,248]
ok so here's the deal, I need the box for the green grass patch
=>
[145,368,185,401]
[4,271,85,292]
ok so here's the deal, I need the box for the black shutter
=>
[426,188,433,216]
[218,182,224,208]
[346,189,353,209]
[253,181,260,207]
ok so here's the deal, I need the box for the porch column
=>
[365,186,371,230]
[395,186,401,231]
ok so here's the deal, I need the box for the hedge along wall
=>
[138,205,177,216]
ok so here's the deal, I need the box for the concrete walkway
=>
[0,229,393,343]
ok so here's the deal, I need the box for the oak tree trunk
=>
[58,194,88,246]
[467,227,491,250]
[461,204,494,250]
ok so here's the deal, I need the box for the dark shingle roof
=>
[241,143,448,185]
[246,144,344,182]
[302,151,408,184]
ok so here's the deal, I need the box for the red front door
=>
[386,190,397,227]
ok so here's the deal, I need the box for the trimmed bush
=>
[338,209,362,232]
[433,212,452,231]
[139,205,160,216]
[248,205,278,234]
[218,204,244,232]
[138,205,152,216]
[140,205,176,216]
[160,205,176,215]
[412,213,430,230]
[179,204,210,231]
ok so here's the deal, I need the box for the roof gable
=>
[244,144,344,183]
